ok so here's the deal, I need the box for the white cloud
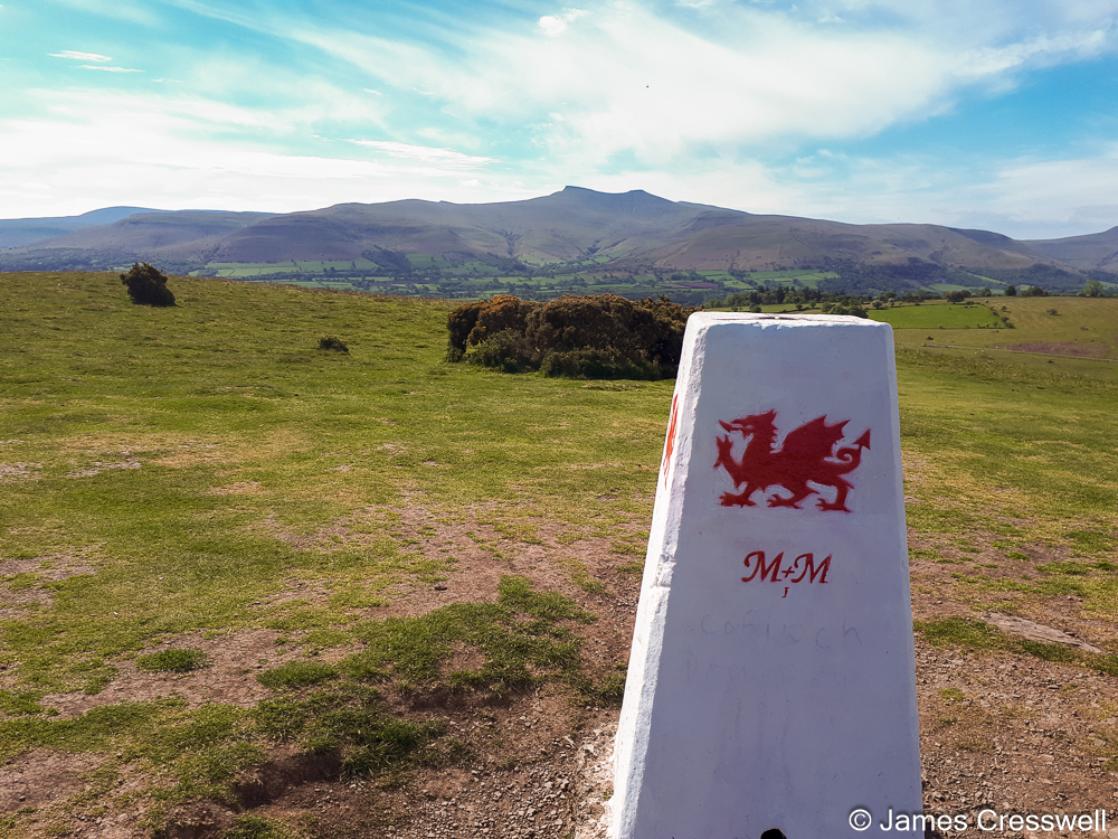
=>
[538,8,588,37]
[279,3,1116,170]
[49,50,112,62]
[958,146,1118,237]
[0,89,527,217]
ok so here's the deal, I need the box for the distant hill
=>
[0,210,274,271]
[0,206,158,248]
[1,187,1113,296]
[1024,227,1118,273]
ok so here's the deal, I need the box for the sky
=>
[1,0,1118,237]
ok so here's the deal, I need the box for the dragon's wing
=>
[780,415,847,462]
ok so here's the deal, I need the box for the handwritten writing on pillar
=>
[741,550,831,598]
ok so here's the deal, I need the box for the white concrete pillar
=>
[611,312,922,839]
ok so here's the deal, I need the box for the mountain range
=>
[2,187,1115,294]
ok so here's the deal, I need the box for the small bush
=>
[120,262,175,307]
[317,336,349,353]
[257,660,338,689]
[137,648,208,673]
[464,329,534,372]
[446,294,692,379]
[540,348,656,379]
[820,302,869,318]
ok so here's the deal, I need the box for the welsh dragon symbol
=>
[714,410,871,512]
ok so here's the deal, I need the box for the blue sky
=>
[1,0,1117,236]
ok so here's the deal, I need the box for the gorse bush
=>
[120,262,175,307]
[446,294,692,379]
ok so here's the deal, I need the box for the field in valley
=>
[1,273,1116,837]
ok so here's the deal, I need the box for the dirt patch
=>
[38,629,313,717]
[237,629,1118,839]
[0,552,99,619]
[66,458,141,479]
[261,576,335,608]
[243,686,616,839]
[369,503,641,614]
[916,641,1118,838]
[907,528,1118,650]
[0,585,53,620]
[0,462,41,482]
[209,480,264,496]
[151,441,222,468]
[57,432,307,477]
[0,749,102,817]
[998,341,1110,358]
[0,551,98,582]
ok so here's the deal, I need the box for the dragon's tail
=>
[831,429,871,472]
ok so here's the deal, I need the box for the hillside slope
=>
[1024,226,1118,272]
[0,210,273,270]
[0,206,157,248]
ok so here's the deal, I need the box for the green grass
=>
[136,648,209,673]
[256,660,336,689]
[1,272,1116,832]
[869,301,1004,329]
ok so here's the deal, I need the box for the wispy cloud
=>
[50,0,160,26]
[80,64,142,73]
[249,2,1116,171]
[348,140,494,169]
[49,49,141,74]
[0,87,518,217]
[49,50,112,62]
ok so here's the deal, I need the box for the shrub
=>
[136,648,208,673]
[464,329,535,373]
[447,294,692,379]
[317,336,349,353]
[120,262,175,307]
[540,348,655,379]
[820,302,869,318]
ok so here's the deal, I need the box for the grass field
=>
[1,273,1116,836]
[868,300,1005,329]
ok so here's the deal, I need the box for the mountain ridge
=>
[1,187,1113,293]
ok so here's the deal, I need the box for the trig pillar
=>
[611,313,922,838]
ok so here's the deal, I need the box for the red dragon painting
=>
[714,410,871,512]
